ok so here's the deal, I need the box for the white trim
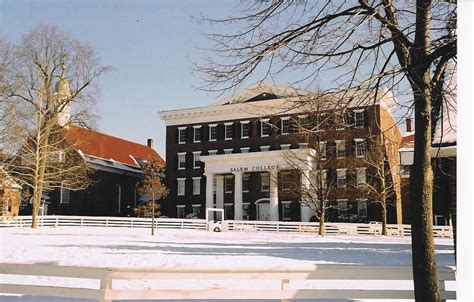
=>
[240,121,250,139]
[224,148,233,154]
[192,177,201,195]
[192,204,201,207]
[354,138,364,141]
[260,119,270,137]
[240,120,250,124]
[280,144,291,150]
[178,126,187,130]
[280,117,290,135]
[177,178,186,196]
[298,115,308,118]
[193,126,201,143]
[176,205,186,208]
[178,128,186,145]
[177,152,186,170]
[260,145,270,152]
[224,123,233,140]
[193,125,202,128]
[193,151,201,169]
[209,124,218,142]
[240,147,250,153]
[208,150,218,156]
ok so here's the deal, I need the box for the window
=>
[177,178,185,196]
[177,205,185,218]
[242,174,250,192]
[241,121,250,138]
[337,200,348,217]
[240,147,250,153]
[60,181,70,204]
[192,204,201,217]
[354,110,365,128]
[208,150,217,156]
[261,173,270,192]
[48,150,65,163]
[224,203,234,220]
[281,201,292,221]
[337,169,346,188]
[114,184,121,213]
[319,141,327,160]
[335,112,346,130]
[224,148,233,154]
[178,127,186,144]
[356,167,366,186]
[260,119,271,137]
[242,203,250,220]
[280,144,291,150]
[281,117,290,134]
[213,176,217,193]
[225,175,233,193]
[355,139,367,157]
[209,124,217,141]
[178,153,186,170]
[225,123,233,140]
[260,145,270,152]
[2,198,9,213]
[336,140,346,159]
[357,200,368,218]
[298,143,308,149]
[192,177,201,195]
[193,126,201,142]
[193,152,201,169]
[281,172,291,191]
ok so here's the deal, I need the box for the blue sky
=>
[1,0,254,156]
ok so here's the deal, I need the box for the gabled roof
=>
[64,125,163,170]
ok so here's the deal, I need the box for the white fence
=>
[0,263,456,301]
[0,215,453,238]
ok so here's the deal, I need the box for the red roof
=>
[64,125,163,168]
[400,133,415,148]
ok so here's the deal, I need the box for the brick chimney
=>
[147,138,153,148]
[406,118,413,132]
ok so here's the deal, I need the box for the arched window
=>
[114,184,121,213]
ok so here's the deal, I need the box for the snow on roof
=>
[64,125,164,170]
[433,59,457,146]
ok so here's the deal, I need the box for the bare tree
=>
[0,25,110,228]
[138,154,168,236]
[198,1,456,299]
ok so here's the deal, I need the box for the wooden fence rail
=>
[0,263,456,301]
[0,215,453,238]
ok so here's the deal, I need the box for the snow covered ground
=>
[0,227,455,301]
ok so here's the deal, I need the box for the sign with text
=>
[230,165,279,172]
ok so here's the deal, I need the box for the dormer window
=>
[178,127,187,144]
[281,117,290,135]
[241,121,250,138]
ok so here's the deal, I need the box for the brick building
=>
[159,83,403,223]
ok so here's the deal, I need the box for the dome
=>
[54,76,71,97]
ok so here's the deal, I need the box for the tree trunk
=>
[409,0,440,300]
[151,193,155,236]
[381,203,387,236]
[31,187,42,229]
[319,210,325,236]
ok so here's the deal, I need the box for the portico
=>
[201,149,315,221]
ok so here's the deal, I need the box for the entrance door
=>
[256,199,270,221]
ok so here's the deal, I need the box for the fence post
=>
[131,219,133,229]
[99,270,112,302]
[55,217,59,228]
[281,279,290,302]
[80,217,83,227]
[105,218,108,228]
[181,220,184,230]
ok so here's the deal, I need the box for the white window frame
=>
[240,121,250,139]
[356,167,367,186]
[354,109,365,128]
[281,200,292,221]
[261,173,270,192]
[192,177,201,195]
[357,199,368,218]
[192,204,202,217]
[177,178,186,196]
[336,140,346,159]
[224,122,233,140]
[260,118,270,137]
[355,138,367,158]
[224,175,233,193]
[298,143,308,149]
[319,141,327,160]
[209,124,218,141]
[60,181,70,204]
[177,152,186,170]
[337,168,347,188]
[178,127,187,144]
[224,148,233,154]
[242,174,250,192]
[281,117,290,135]
[280,144,291,150]
[193,125,202,143]
[260,145,270,152]
[193,151,201,169]
[240,147,250,153]
[176,205,186,218]
[208,150,218,156]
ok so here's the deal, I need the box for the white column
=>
[216,175,224,210]
[204,172,214,211]
[269,169,279,221]
[233,171,243,220]
[300,170,313,222]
